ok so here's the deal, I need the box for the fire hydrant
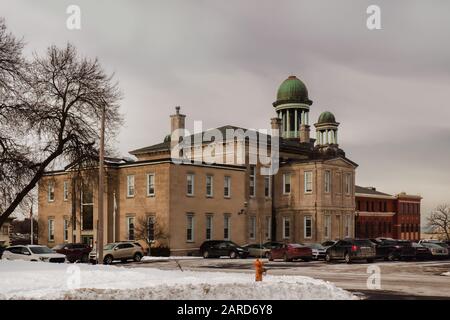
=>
[254,258,265,282]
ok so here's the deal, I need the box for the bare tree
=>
[0,19,122,227]
[134,215,170,247]
[427,204,450,241]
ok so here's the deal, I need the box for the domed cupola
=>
[273,75,313,142]
[315,111,339,147]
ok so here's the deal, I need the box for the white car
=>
[2,245,66,263]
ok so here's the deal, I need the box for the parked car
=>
[52,243,92,263]
[2,245,66,263]
[419,242,449,259]
[89,242,144,264]
[0,245,6,259]
[268,243,312,262]
[200,240,249,259]
[372,239,415,261]
[411,242,433,260]
[242,243,270,258]
[325,239,376,263]
[304,243,326,260]
[419,240,450,259]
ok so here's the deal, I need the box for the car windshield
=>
[29,246,53,254]
[412,243,423,248]
[354,240,373,246]
[104,244,116,250]
[305,243,323,249]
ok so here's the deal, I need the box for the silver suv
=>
[89,242,144,264]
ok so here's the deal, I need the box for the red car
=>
[53,243,92,263]
[268,243,312,262]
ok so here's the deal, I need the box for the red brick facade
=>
[355,187,421,241]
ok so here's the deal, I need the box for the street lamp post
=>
[97,104,106,264]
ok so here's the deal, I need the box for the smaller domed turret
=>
[315,111,339,147]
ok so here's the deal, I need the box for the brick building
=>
[38,75,359,254]
[355,186,421,240]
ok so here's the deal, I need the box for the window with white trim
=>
[147,216,155,241]
[48,219,54,242]
[265,216,272,240]
[304,171,313,193]
[126,216,135,240]
[304,215,312,239]
[63,181,69,201]
[224,215,231,240]
[224,176,231,198]
[48,181,55,202]
[205,215,213,240]
[127,175,135,197]
[249,216,256,240]
[324,215,331,239]
[186,174,195,196]
[249,166,256,197]
[345,173,352,194]
[345,214,351,237]
[283,173,291,194]
[206,175,213,197]
[282,217,290,239]
[186,214,194,242]
[264,175,271,197]
[63,219,69,242]
[147,173,155,196]
[324,170,331,193]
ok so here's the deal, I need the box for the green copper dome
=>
[273,75,312,107]
[318,111,336,124]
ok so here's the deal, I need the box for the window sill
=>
[206,195,214,199]
[224,196,231,199]
[126,195,135,199]
[147,194,155,198]
[186,194,195,197]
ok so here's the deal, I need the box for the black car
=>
[411,242,432,260]
[200,240,249,259]
[325,239,376,263]
[372,239,416,261]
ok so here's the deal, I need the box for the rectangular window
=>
[187,174,195,196]
[224,176,231,198]
[206,175,213,197]
[224,215,231,240]
[283,173,291,194]
[81,185,94,231]
[345,214,351,237]
[126,216,135,240]
[324,215,331,239]
[147,173,155,196]
[63,181,69,201]
[127,175,135,197]
[186,214,194,242]
[345,173,352,194]
[63,219,69,242]
[48,219,54,242]
[147,216,155,241]
[265,216,272,240]
[336,172,342,193]
[264,175,271,197]
[324,170,331,193]
[283,217,290,239]
[304,171,313,193]
[48,181,55,202]
[205,215,213,240]
[249,216,256,240]
[249,166,256,197]
[304,216,312,239]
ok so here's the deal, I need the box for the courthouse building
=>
[38,75,369,253]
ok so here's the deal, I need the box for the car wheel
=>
[325,253,332,263]
[103,255,113,265]
[229,251,237,259]
[388,253,396,261]
[264,251,270,259]
[203,250,210,259]
[133,253,142,262]
[81,254,89,263]
[344,253,352,264]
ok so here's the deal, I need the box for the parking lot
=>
[125,257,450,299]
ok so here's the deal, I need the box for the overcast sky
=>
[1,0,449,221]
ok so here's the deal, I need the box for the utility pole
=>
[97,104,106,264]
[30,203,33,245]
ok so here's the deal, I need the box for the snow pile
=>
[141,256,203,262]
[0,260,356,300]
[442,272,450,276]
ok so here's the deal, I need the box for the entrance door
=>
[81,235,93,247]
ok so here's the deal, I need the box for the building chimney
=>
[299,124,310,143]
[270,117,281,132]
[170,106,186,155]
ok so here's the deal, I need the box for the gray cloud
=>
[1,0,449,218]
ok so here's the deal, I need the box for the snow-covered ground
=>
[442,271,450,276]
[0,260,356,300]
[141,256,203,261]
